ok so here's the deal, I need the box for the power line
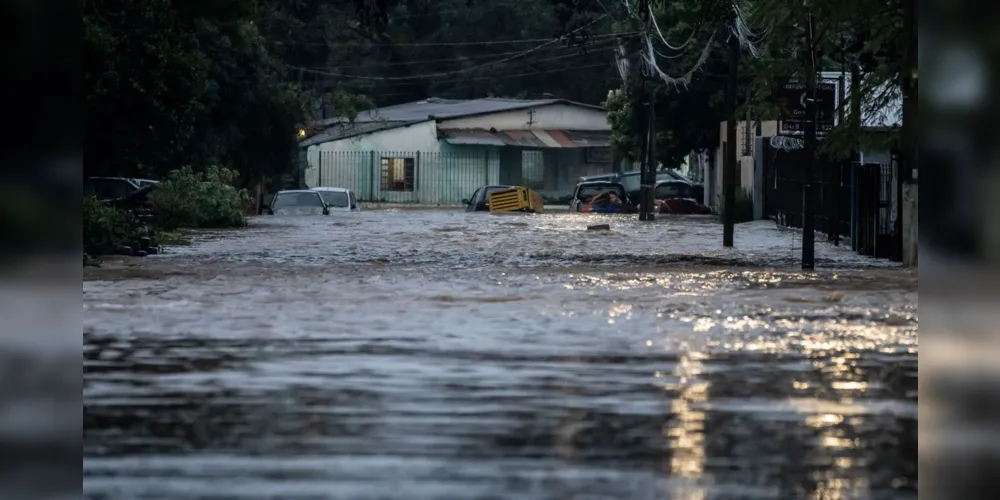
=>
[295,30,636,48]
[299,62,614,95]
[285,15,612,81]
[290,51,616,89]
[296,38,622,69]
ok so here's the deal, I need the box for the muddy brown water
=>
[84,211,917,499]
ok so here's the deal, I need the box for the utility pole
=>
[638,0,654,221]
[801,14,817,270]
[644,87,656,221]
[722,23,739,247]
[633,72,649,220]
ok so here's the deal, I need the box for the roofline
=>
[299,119,430,147]
[432,99,604,123]
[300,99,607,147]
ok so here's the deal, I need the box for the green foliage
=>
[149,167,251,230]
[604,89,638,161]
[740,0,910,158]
[84,0,310,184]
[83,197,145,255]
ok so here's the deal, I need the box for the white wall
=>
[305,121,441,185]
[437,104,609,131]
[711,120,779,208]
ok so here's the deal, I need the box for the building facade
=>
[299,98,616,204]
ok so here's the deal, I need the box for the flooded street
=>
[83,211,917,499]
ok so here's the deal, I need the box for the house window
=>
[381,157,415,191]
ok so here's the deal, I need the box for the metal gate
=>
[853,160,901,260]
[762,138,902,261]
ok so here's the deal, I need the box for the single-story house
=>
[298,97,616,204]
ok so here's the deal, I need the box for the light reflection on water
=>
[83,211,917,499]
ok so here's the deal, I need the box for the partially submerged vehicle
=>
[84,176,142,201]
[263,190,329,215]
[487,186,544,214]
[569,181,636,214]
[462,185,517,212]
[311,187,360,212]
[653,180,712,215]
[580,169,704,203]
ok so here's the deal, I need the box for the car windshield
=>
[318,191,349,207]
[272,192,324,209]
[577,184,626,201]
[658,170,691,183]
[655,182,692,198]
[618,174,640,192]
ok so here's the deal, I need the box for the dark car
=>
[84,177,141,201]
[653,180,712,215]
[569,181,636,213]
[581,170,704,204]
[462,185,517,212]
[263,190,330,215]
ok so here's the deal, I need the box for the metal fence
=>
[311,151,499,205]
[761,140,902,261]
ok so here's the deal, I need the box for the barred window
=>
[381,157,415,192]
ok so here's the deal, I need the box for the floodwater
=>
[83,211,918,499]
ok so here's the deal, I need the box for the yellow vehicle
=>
[487,186,545,214]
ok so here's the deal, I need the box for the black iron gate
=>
[853,160,901,260]
[762,139,901,262]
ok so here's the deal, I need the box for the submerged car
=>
[581,169,704,203]
[311,187,360,212]
[462,185,517,212]
[263,190,329,215]
[653,180,712,215]
[569,181,636,213]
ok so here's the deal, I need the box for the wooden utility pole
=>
[638,0,654,221]
[801,14,817,270]
[722,24,739,247]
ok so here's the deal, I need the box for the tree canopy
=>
[85,0,912,182]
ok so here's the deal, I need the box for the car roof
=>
[276,190,322,195]
[311,187,350,192]
[577,180,625,187]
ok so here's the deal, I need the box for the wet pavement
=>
[83,211,918,499]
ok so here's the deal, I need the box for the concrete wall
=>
[711,120,780,210]
[437,104,609,131]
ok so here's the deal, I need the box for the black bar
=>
[802,15,817,270]
[723,30,739,247]
[645,91,656,221]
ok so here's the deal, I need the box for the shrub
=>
[83,196,143,255]
[149,166,250,230]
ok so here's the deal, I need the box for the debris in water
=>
[587,224,611,231]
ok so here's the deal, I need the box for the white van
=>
[311,187,360,212]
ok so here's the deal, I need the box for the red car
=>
[653,180,712,215]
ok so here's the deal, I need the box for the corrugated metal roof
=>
[300,97,608,147]
[317,97,603,125]
[299,120,413,147]
[439,129,611,148]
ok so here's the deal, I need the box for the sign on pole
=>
[779,81,836,136]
